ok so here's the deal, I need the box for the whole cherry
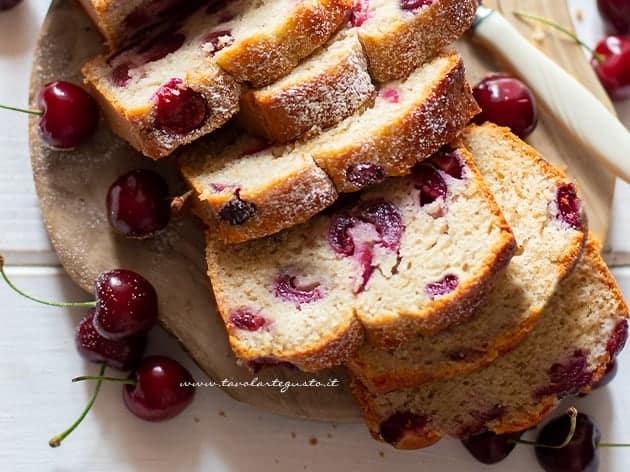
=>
[50,357,195,447]
[75,309,147,371]
[472,74,538,138]
[0,0,22,10]
[598,0,630,35]
[122,355,196,421]
[535,412,601,472]
[0,256,159,341]
[107,169,172,239]
[592,36,630,101]
[461,430,524,464]
[0,81,99,149]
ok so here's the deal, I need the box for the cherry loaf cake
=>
[205,143,514,370]
[307,50,479,193]
[348,0,478,82]
[78,0,193,48]
[347,124,588,392]
[351,240,629,449]
[82,0,350,158]
[179,50,478,243]
[236,31,375,143]
[180,134,338,244]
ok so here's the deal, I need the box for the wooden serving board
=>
[29,0,615,423]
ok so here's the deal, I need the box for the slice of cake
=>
[347,124,588,393]
[180,134,338,244]
[205,142,514,370]
[236,31,375,143]
[348,0,478,82]
[82,0,350,159]
[351,240,628,449]
[78,0,196,48]
[307,50,479,193]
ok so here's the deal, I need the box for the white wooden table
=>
[1,1,630,470]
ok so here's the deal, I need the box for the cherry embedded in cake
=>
[229,307,268,332]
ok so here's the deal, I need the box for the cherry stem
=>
[0,255,96,308]
[513,407,578,449]
[513,11,606,63]
[49,363,106,448]
[170,189,193,215]
[599,443,630,448]
[72,374,137,385]
[0,104,42,116]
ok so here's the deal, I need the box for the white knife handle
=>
[473,11,630,183]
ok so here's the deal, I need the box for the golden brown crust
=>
[235,33,375,143]
[312,56,481,193]
[358,0,478,82]
[82,60,240,159]
[215,0,353,88]
[362,146,517,348]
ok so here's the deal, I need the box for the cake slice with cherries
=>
[204,142,514,370]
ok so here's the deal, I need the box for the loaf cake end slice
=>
[351,239,628,449]
[347,123,588,392]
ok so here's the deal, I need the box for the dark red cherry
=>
[75,309,146,371]
[473,74,538,137]
[353,200,403,251]
[328,213,358,256]
[535,413,600,472]
[247,357,296,373]
[428,147,464,179]
[349,0,370,27]
[413,164,448,206]
[425,274,459,299]
[218,192,257,225]
[93,270,159,340]
[379,412,429,446]
[592,35,630,101]
[106,169,171,239]
[0,0,22,10]
[37,81,99,149]
[462,430,524,465]
[123,356,195,421]
[598,0,630,35]
[400,0,432,12]
[346,162,386,189]
[274,272,324,304]
[607,319,628,358]
[556,183,583,231]
[153,78,207,135]
[229,307,267,331]
[535,350,593,399]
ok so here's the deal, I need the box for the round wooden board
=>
[29,0,615,423]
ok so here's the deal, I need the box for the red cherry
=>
[107,169,171,239]
[153,78,207,135]
[472,74,538,138]
[37,81,100,149]
[123,356,195,421]
[462,430,524,465]
[592,36,630,101]
[93,270,159,340]
[0,0,21,10]
[75,309,147,371]
[598,0,630,35]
